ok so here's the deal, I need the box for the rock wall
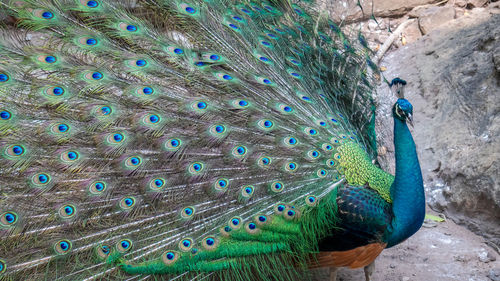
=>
[373,5,500,247]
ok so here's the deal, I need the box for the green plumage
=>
[0,0,420,280]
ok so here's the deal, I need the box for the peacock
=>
[0,0,425,280]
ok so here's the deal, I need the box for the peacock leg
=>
[329,266,338,281]
[363,261,375,281]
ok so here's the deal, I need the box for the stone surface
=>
[418,6,456,34]
[489,268,500,281]
[319,0,442,22]
[376,8,500,248]
[468,0,489,8]
[402,20,423,45]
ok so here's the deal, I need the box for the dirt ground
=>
[312,208,500,281]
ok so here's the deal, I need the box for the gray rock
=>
[418,6,456,35]
[321,0,443,22]
[489,268,500,281]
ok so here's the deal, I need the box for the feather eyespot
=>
[41,11,54,19]
[149,178,166,191]
[89,181,107,194]
[124,156,142,168]
[191,100,207,112]
[119,23,137,32]
[56,123,69,133]
[0,73,9,82]
[31,173,51,187]
[165,138,182,151]
[135,59,147,67]
[229,217,242,230]
[228,23,240,30]
[232,99,250,108]
[58,204,76,219]
[202,236,219,250]
[209,124,227,136]
[1,211,18,227]
[180,206,195,219]
[257,119,274,131]
[326,159,336,168]
[274,203,286,214]
[284,209,298,220]
[214,178,229,192]
[5,144,26,157]
[86,0,99,8]
[256,77,274,85]
[45,86,65,97]
[284,162,298,173]
[142,113,161,126]
[270,181,284,193]
[162,251,179,265]
[54,239,72,255]
[220,225,232,236]
[321,143,333,151]
[0,110,11,120]
[166,46,185,56]
[240,185,254,200]
[255,214,270,226]
[139,86,154,96]
[60,150,80,162]
[307,150,320,160]
[197,101,207,109]
[245,222,261,234]
[116,239,133,252]
[49,123,71,135]
[257,156,271,168]
[259,39,272,47]
[232,145,247,158]
[119,197,136,210]
[283,137,298,147]
[179,238,194,252]
[304,127,318,136]
[107,132,125,144]
[278,104,293,113]
[0,260,6,274]
[317,169,328,178]
[93,105,112,117]
[305,195,318,206]
[179,3,198,15]
[331,138,340,145]
[96,245,110,259]
[188,162,204,174]
[87,71,103,81]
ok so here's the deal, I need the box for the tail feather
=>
[0,0,379,280]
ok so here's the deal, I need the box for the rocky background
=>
[372,0,499,250]
[315,0,500,280]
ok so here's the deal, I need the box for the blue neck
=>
[386,117,425,247]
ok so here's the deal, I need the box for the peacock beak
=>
[407,113,414,128]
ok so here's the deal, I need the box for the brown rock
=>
[323,0,442,22]
[402,20,423,44]
[467,0,488,8]
[418,6,456,35]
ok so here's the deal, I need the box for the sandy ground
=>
[311,208,500,281]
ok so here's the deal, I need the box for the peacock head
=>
[392,99,414,127]
[390,77,407,99]
[390,77,413,126]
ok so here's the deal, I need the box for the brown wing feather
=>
[309,243,386,269]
